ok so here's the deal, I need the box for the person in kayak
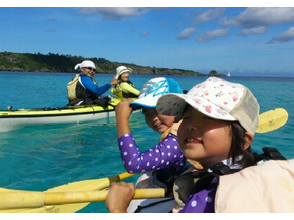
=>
[67,60,118,106]
[106,77,260,213]
[110,66,140,100]
[114,77,192,189]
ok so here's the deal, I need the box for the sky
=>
[1,2,294,77]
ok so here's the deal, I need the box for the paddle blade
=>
[256,108,288,133]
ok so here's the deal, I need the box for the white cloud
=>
[79,7,150,20]
[196,28,229,42]
[194,8,225,24]
[267,26,294,44]
[240,26,267,36]
[221,7,294,28]
[177,27,196,40]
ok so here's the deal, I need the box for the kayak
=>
[0,97,130,132]
[127,172,175,213]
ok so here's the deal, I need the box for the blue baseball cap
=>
[130,77,183,110]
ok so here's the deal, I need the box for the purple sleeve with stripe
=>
[118,133,185,174]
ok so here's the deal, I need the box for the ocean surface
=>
[0,71,293,213]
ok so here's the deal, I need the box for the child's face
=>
[178,105,232,169]
[120,72,129,81]
[142,107,176,134]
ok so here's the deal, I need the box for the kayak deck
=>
[0,98,122,132]
[0,105,114,117]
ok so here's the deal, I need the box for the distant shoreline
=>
[0,51,227,77]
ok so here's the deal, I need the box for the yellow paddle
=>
[0,172,134,213]
[0,188,167,210]
[256,108,288,133]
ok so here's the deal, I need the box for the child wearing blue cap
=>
[115,77,188,191]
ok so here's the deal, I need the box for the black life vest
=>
[67,74,108,106]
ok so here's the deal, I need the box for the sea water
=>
[0,71,293,213]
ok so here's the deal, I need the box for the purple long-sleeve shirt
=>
[118,133,185,174]
[179,177,217,213]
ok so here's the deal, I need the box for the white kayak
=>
[0,97,138,132]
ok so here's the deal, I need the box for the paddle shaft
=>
[0,188,167,210]
[0,171,135,213]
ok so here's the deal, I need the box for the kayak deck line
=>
[0,107,115,118]
[0,97,128,132]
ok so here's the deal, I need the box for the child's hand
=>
[110,77,118,85]
[115,99,133,119]
[105,182,135,213]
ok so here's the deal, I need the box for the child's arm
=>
[80,75,112,96]
[115,99,133,137]
[118,133,184,173]
[120,82,140,96]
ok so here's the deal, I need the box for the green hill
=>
[0,51,207,76]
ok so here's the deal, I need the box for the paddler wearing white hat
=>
[110,66,140,100]
[67,60,118,106]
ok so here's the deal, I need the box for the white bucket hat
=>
[156,77,260,135]
[130,77,183,110]
[115,66,133,79]
[74,60,96,70]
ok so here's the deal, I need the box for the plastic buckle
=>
[209,162,232,175]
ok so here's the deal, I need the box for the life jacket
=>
[172,147,287,212]
[67,74,102,105]
[67,74,80,101]
[111,80,138,100]
[216,157,294,213]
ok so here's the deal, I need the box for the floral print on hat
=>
[156,77,260,135]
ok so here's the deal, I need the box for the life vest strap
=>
[254,147,286,162]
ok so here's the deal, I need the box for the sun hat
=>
[115,66,133,79]
[156,77,260,135]
[74,60,96,70]
[130,77,183,110]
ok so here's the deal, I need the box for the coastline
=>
[0,51,226,77]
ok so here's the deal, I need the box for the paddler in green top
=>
[111,66,140,100]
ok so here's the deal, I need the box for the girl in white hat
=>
[67,60,118,106]
[106,77,260,213]
[110,66,140,100]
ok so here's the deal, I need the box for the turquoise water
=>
[0,72,293,213]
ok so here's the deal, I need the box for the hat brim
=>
[130,96,160,110]
[156,93,237,121]
[116,68,133,79]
